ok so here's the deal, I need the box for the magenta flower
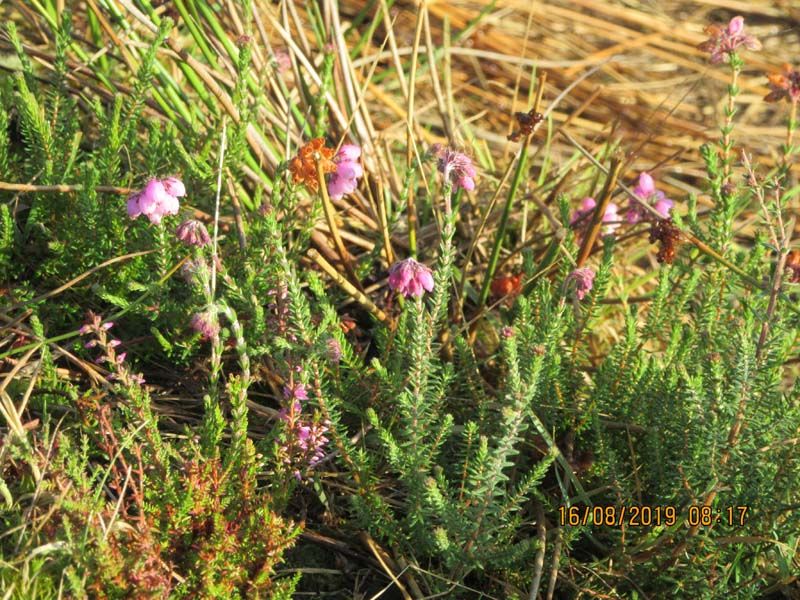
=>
[626,172,673,224]
[277,399,330,477]
[190,311,219,341]
[176,219,211,247]
[388,258,435,298]
[570,197,620,236]
[698,16,761,64]
[568,268,595,301]
[283,382,309,402]
[279,417,329,474]
[303,422,329,468]
[433,145,477,191]
[327,144,363,200]
[127,177,185,225]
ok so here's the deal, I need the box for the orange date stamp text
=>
[558,505,750,528]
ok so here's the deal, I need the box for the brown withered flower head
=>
[289,138,336,192]
[649,218,682,264]
[765,64,800,105]
[508,108,544,142]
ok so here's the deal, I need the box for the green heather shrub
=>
[0,4,798,600]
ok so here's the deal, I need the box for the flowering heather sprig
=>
[176,219,211,247]
[283,382,309,401]
[79,312,145,385]
[289,138,336,192]
[697,16,761,64]
[626,172,673,224]
[127,177,185,225]
[567,268,595,301]
[266,284,297,343]
[388,257,435,298]
[190,310,219,342]
[432,144,477,191]
[570,197,620,236]
[277,399,329,479]
[326,338,342,363]
[327,145,363,200]
[765,64,800,105]
[297,421,329,468]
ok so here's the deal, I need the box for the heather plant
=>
[0,3,799,600]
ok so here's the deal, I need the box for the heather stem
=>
[428,182,456,329]
[721,56,741,189]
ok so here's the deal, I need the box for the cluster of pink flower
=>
[278,381,329,479]
[570,197,620,237]
[625,172,674,224]
[697,15,761,65]
[190,310,219,341]
[328,145,364,200]
[567,268,596,301]
[432,144,477,191]
[697,16,799,107]
[566,171,674,303]
[127,177,185,225]
[384,145,478,300]
[388,258,435,298]
[570,171,673,240]
[176,219,211,248]
[79,313,145,385]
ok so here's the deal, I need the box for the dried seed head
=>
[648,218,682,264]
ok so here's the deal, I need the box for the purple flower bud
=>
[568,268,596,301]
[326,338,342,363]
[176,220,212,248]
